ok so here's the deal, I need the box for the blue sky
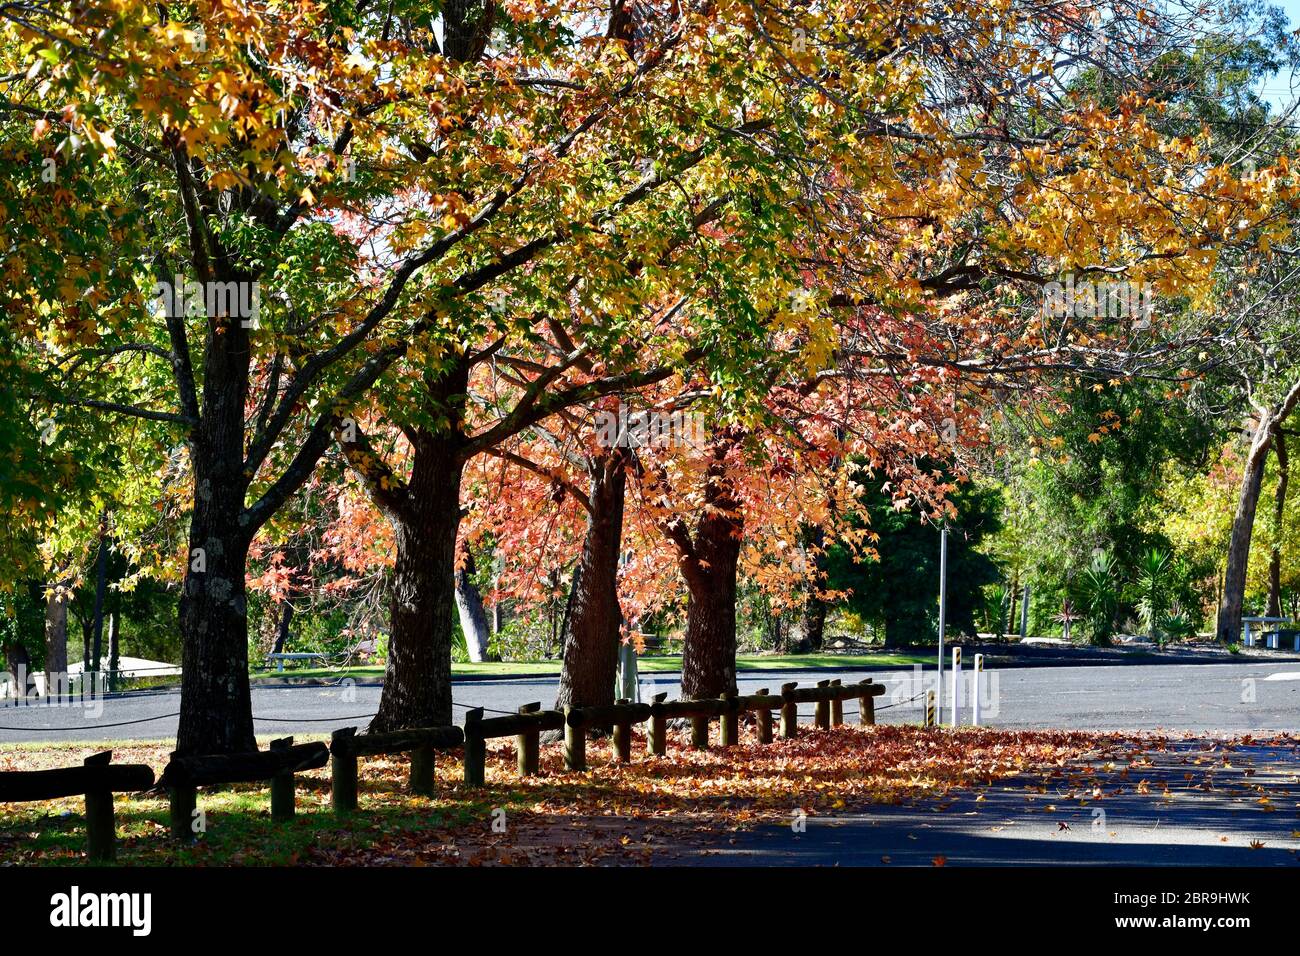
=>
[1261,0,1300,110]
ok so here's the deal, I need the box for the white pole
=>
[949,646,961,728]
[937,526,948,724]
[971,653,984,726]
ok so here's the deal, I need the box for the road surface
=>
[2,660,1298,743]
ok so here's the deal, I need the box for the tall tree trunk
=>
[106,609,120,693]
[43,578,70,702]
[792,525,828,652]
[679,437,744,700]
[177,518,255,754]
[177,313,257,755]
[1219,380,1300,645]
[681,553,741,698]
[4,640,34,698]
[272,601,293,656]
[90,513,108,673]
[1267,427,1288,618]
[799,597,827,652]
[555,449,630,715]
[369,431,465,733]
[455,548,495,663]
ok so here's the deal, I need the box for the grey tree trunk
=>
[1219,379,1300,645]
[455,549,495,663]
[1219,422,1273,644]
[1267,427,1288,618]
[106,610,120,692]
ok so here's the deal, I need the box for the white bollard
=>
[971,653,984,726]
[950,647,961,728]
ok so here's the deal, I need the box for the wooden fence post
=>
[690,712,709,750]
[82,752,115,863]
[564,706,587,771]
[516,702,541,777]
[464,707,487,786]
[720,691,739,747]
[780,682,798,739]
[612,699,633,763]
[815,679,831,729]
[168,782,197,843]
[410,743,435,796]
[269,737,296,822]
[830,679,843,726]
[755,689,773,744]
[858,680,876,727]
[331,728,359,814]
[648,692,668,756]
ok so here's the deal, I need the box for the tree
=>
[826,472,1002,647]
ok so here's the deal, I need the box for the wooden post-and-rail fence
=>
[0,751,154,862]
[0,678,888,861]
[459,678,885,782]
[329,724,465,813]
[156,736,330,840]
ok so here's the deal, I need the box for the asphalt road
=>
[2,659,1298,743]
[660,738,1300,866]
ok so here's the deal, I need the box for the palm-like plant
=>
[1135,547,1172,647]
[1160,600,1199,642]
[1053,598,1082,642]
[983,583,1010,638]
[1077,550,1121,646]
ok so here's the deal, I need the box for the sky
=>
[1261,0,1300,110]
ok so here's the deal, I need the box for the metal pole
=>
[971,653,983,726]
[937,526,948,724]
[1019,581,1030,640]
[949,646,961,728]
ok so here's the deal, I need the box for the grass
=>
[252,651,929,683]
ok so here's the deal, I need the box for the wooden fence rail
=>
[329,724,465,812]
[0,751,153,862]
[157,737,329,839]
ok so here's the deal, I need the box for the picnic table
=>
[1241,616,1293,649]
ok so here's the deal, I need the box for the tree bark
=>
[106,609,120,692]
[90,514,108,673]
[44,578,70,702]
[1219,380,1300,645]
[799,596,827,652]
[369,432,465,733]
[272,600,293,656]
[4,639,34,698]
[177,315,257,755]
[176,520,255,754]
[796,525,828,652]
[1267,426,1288,618]
[554,448,630,715]
[455,548,495,663]
[678,435,744,700]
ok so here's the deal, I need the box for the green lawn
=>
[251,651,927,683]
